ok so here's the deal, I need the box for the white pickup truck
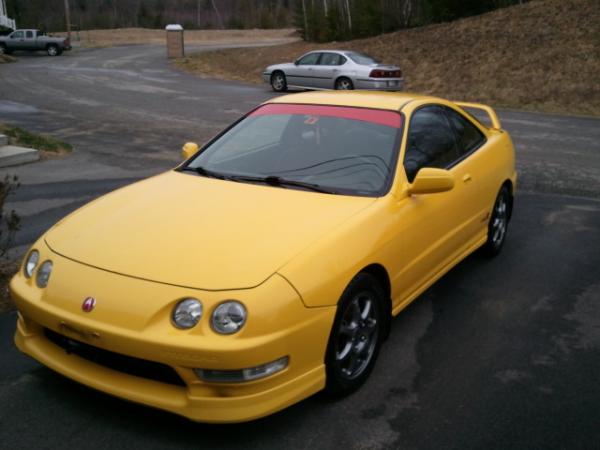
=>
[0,29,71,56]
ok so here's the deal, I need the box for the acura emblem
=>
[82,297,96,312]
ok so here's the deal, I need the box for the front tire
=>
[335,77,354,90]
[270,71,287,92]
[325,273,386,397]
[47,45,59,56]
[482,185,511,256]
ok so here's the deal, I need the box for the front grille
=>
[44,328,186,387]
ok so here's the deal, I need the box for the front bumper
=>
[11,246,336,423]
[15,315,325,423]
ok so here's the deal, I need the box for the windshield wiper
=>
[182,166,230,180]
[228,174,338,194]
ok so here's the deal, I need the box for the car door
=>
[22,30,36,50]
[286,52,322,88]
[9,31,25,50]
[444,106,497,240]
[313,52,347,89]
[392,105,477,303]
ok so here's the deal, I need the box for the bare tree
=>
[344,0,352,31]
[210,0,224,29]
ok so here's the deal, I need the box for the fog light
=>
[195,356,289,383]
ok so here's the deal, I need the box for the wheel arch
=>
[357,263,392,339]
[502,179,514,221]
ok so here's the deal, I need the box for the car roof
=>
[266,91,440,112]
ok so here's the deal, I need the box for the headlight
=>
[172,298,203,329]
[36,260,53,288]
[24,250,39,278]
[211,301,247,334]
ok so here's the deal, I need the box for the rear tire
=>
[325,273,386,397]
[482,185,511,256]
[334,77,354,90]
[270,71,287,92]
[47,45,59,56]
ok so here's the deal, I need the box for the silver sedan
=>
[263,50,404,92]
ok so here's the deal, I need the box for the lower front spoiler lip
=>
[14,318,325,423]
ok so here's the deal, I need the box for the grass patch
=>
[177,0,600,116]
[55,28,298,48]
[0,54,16,63]
[0,261,17,313]
[0,124,72,154]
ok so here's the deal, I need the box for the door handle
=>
[462,174,472,183]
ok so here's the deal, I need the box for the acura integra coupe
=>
[11,91,516,423]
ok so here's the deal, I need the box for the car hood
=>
[45,171,375,290]
[266,62,296,71]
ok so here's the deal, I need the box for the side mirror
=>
[408,168,454,195]
[294,59,299,66]
[181,142,199,160]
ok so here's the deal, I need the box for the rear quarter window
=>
[445,108,486,156]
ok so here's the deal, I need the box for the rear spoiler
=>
[453,101,501,130]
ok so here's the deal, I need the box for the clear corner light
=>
[195,356,289,383]
[36,261,53,288]
[24,250,39,278]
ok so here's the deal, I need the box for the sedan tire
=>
[270,71,288,92]
[325,273,385,397]
[334,77,354,90]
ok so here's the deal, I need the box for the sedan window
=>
[320,53,345,66]
[297,53,321,65]
[445,108,486,157]
[346,52,379,65]
[404,106,460,182]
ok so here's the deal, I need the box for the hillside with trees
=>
[177,0,600,116]
[5,0,528,41]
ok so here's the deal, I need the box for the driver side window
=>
[404,106,460,182]
[298,53,321,65]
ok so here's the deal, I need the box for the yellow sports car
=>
[11,91,516,423]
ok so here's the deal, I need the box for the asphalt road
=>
[0,45,599,449]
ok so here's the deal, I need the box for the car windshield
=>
[346,52,379,65]
[185,104,402,196]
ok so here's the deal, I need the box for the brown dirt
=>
[0,261,17,313]
[56,28,299,48]
[176,0,600,116]
[0,54,16,63]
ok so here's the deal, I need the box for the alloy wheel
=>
[491,191,508,248]
[335,291,379,380]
